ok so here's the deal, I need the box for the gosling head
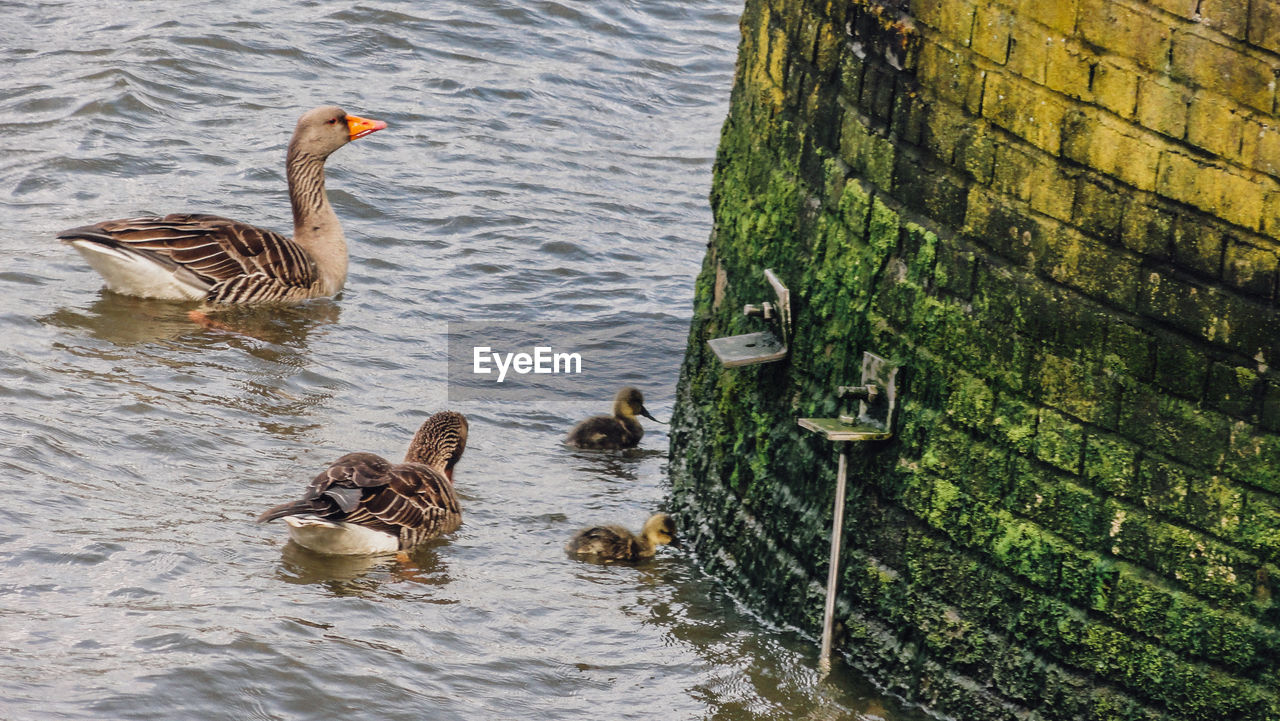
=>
[613,387,663,424]
[405,411,469,482]
[641,513,676,549]
[289,105,387,160]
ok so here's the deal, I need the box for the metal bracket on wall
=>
[796,351,900,673]
[797,352,898,440]
[707,268,792,367]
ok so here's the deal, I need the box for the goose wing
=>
[341,462,462,541]
[258,452,460,540]
[58,213,318,301]
[257,452,395,525]
[566,416,624,449]
[567,525,637,558]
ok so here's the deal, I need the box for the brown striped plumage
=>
[258,411,468,553]
[58,105,385,305]
[565,513,676,562]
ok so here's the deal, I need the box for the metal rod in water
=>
[819,443,849,672]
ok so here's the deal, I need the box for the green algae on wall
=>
[670,0,1280,719]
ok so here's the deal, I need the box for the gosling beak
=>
[346,113,388,141]
[639,406,667,424]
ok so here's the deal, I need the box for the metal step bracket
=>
[707,268,792,367]
[798,351,899,440]
[796,351,900,673]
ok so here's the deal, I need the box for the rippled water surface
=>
[2,2,934,719]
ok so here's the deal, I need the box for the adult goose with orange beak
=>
[57,105,387,305]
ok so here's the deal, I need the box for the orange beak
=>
[346,114,387,141]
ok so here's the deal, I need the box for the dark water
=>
[1,2,935,719]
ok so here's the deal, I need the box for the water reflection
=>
[637,556,933,721]
[36,293,346,443]
[274,540,452,599]
[565,446,668,483]
[41,291,342,350]
[41,293,205,346]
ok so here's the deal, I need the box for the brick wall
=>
[669,0,1280,718]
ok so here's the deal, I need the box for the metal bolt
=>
[837,383,879,402]
[743,301,775,320]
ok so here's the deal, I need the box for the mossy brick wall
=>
[669,0,1280,719]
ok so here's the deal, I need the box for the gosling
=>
[565,386,663,450]
[565,513,676,562]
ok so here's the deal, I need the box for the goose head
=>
[641,513,676,549]
[405,411,469,482]
[613,386,663,424]
[289,105,387,159]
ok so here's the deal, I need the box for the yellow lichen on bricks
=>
[1157,151,1269,231]
[1187,94,1245,163]
[1172,32,1275,115]
[1251,123,1280,176]
[921,101,969,164]
[1153,152,1205,209]
[982,72,1066,154]
[1135,77,1191,140]
[965,67,987,115]
[1145,0,1197,19]
[1239,118,1265,175]
[1013,0,1078,35]
[1091,59,1139,117]
[910,0,976,47]
[815,18,841,75]
[768,25,788,88]
[1006,21,1048,84]
[840,109,896,190]
[746,5,786,112]
[1078,0,1172,71]
[971,3,1010,63]
[1249,1,1280,55]
[1029,162,1077,222]
[1263,192,1280,240]
[1045,37,1094,101]
[992,143,1034,202]
[1062,112,1161,191]
[1220,171,1274,232]
[917,39,974,105]
[1198,0,1249,39]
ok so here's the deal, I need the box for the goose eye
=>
[326,117,339,125]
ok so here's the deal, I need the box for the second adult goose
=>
[257,411,468,555]
[58,105,386,304]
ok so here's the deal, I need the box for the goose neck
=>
[286,145,347,292]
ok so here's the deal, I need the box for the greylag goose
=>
[58,105,386,304]
[566,513,676,561]
[257,411,467,555]
[565,387,663,450]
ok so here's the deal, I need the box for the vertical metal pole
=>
[819,442,849,672]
